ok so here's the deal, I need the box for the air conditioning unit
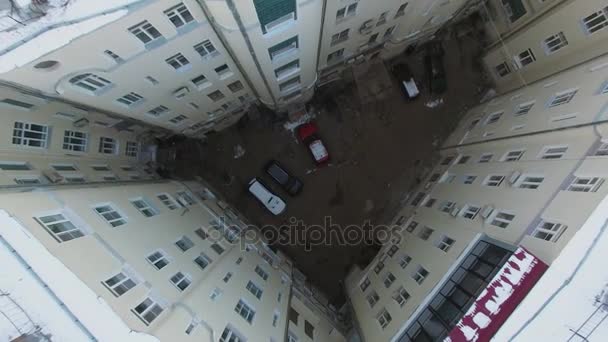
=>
[173,86,190,99]
[480,205,495,219]
[359,20,374,34]
[42,169,63,183]
[73,117,89,128]
[508,171,522,185]
[450,206,460,217]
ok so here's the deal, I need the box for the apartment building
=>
[481,0,608,92]
[343,39,608,342]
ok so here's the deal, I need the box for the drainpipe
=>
[194,0,277,108]
[341,280,366,342]
[314,0,328,75]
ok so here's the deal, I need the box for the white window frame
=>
[170,271,192,291]
[69,73,112,95]
[411,265,428,284]
[130,197,158,217]
[246,281,263,299]
[255,265,269,281]
[157,193,180,210]
[126,141,139,157]
[485,111,503,125]
[392,287,410,307]
[132,297,164,325]
[542,32,568,55]
[194,253,212,270]
[166,53,191,71]
[336,3,358,22]
[501,149,525,161]
[516,175,545,189]
[98,136,117,154]
[103,271,137,296]
[34,212,85,242]
[377,308,392,329]
[478,153,493,163]
[463,175,477,185]
[484,174,505,187]
[581,7,608,35]
[93,203,127,227]
[514,101,534,116]
[62,130,88,152]
[175,235,194,251]
[461,204,480,219]
[595,141,608,156]
[194,40,218,59]
[234,299,256,324]
[533,220,567,242]
[164,3,195,29]
[360,277,371,291]
[116,92,144,107]
[383,272,396,288]
[490,211,515,228]
[12,121,49,148]
[146,250,170,270]
[567,176,604,192]
[399,254,411,269]
[539,145,568,159]
[435,235,455,252]
[366,290,379,307]
[548,89,578,107]
[514,48,536,68]
[128,21,163,45]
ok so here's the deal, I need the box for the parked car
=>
[391,63,420,100]
[296,122,330,165]
[247,178,286,215]
[424,41,447,95]
[265,160,303,196]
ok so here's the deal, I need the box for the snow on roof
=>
[492,194,608,341]
[0,210,159,342]
[0,0,142,74]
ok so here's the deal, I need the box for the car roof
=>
[297,122,318,139]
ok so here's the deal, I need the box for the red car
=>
[296,122,329,165]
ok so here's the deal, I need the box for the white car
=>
[248,178,286,215]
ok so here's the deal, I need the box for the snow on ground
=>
[425,98,444,108]
[0,0,143,73]
[493,194,608,341]
[0,210,159,342]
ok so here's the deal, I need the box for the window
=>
[65,176,86,183]
[514,101,534,116]
[395,3,408,17]
[289,307,299,324]
[393,287,410,307]
[305,321,314,339]
[540,146,567,159]
[169,114,188,125]
[220,326,245,342]
[69,73,112,94]
[377,308,392,329]
[208,90,225,102]
[12,122,48,148]
[133,298,164,325]
[406,221,418,233]
[211,243,225,255]
[210,288,222,301]
[194,253,212,270]
[457,155,471,164]
[146,250,169,270]
[360,277,371,291]
[412,265,429,284]
[410,192,426,206]
[543,32,568,54]
[170,272,192,291]
[103,272,136,296]
[176,191,195,206]
[128,21,163,45]
[147,105,169,117]
[423,197,436,208]
[463,175,477,184]
[194,40,218,58]
[374,261,385,274]
[327,49,344,63]
[255,265,269,281]
[191,74,210,88]
[14,176,41,185]
[514,48,536,68]
[52,164,77,171]
[377,11,389,26]
[253,0,296,33]
[501,0,527,22]
[495,62,511,77]
[275,59,300,79]
[215,64,232,78]
[461,205,480,219]
[387,245,399,257]
[35,213,84,242]
[418,227,434,240]
[279,76,301,93]
[484,175,505,187]
[568,177,604,192]
[548,89,577,107]
[158,193,179,210]
[533,220,567,242]
[269,36,298,61]
[383,272,396,288]
[490,211,515,228]
[94,204,126,227]
[485,111,503,125]
[502,149,525,161]
[116,92,144,107]
[61,130,87,152]
[336,3,357,21]
[582,7,608,35]
[104,50,123,63]
[175,236,194,251]
[228,81,244,93]
[435,235,455,252]
[517,175,544,189]
[145,76,159,85]
[441,156,455,165]
[131,198,158,217]
[125,141,138,157]
[478,153,493,163]
[98,137,117,154]
[164,3,194,28]
[235,300,255,323]
[399,254,411,269]
[1,98,34,110]
[246,281,263,299]
[331,29,349,46]
[366,291,380,307]
[166,53,190,70]
[0,162,31,171]
[595,142,608,156]
[439,201,455,213]
[439,173,456,183]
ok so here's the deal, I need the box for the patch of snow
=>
[233,144,245,159]
[425,98,444,108]
[0,210,159,342]
[283,111,316,133]
[0,0,142,73]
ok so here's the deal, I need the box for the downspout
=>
[342,280,366,342]
[314,0,328,74]
[194,0,277,108]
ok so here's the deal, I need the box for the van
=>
[247,178,286,215]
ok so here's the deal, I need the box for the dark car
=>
[391,63,420,100]
[265,160,303,196]
[424,41,447,94]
